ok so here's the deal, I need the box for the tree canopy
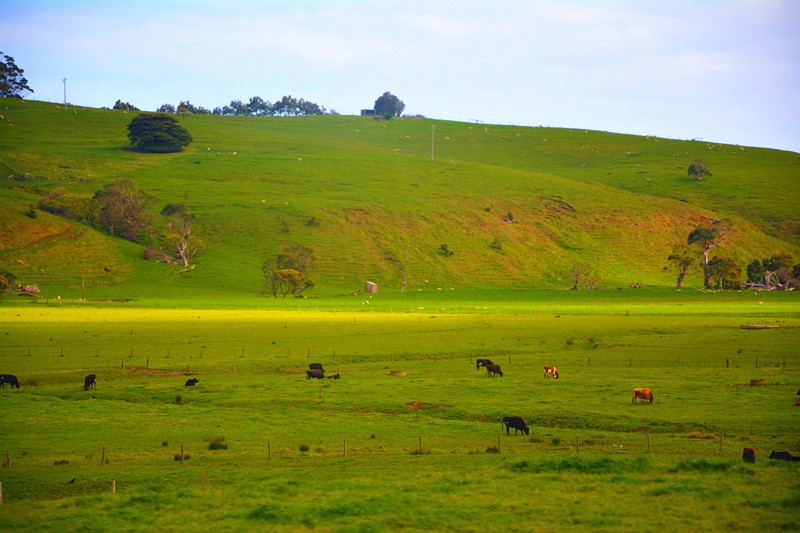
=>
[374,92,405,117]
[0,52,33,98]
[127,113,193,153]
[688,158,712,181]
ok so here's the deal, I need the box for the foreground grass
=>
[1,298,799,531]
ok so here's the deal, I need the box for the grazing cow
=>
[742,447,756,464]
[502,416,529,436]
[486,364,503,378]
[632,388,653,404]
[185,378,199,386]
[475,359,493,371]
[306,369,325,380]
[543,365,559,379]
[309,363,324,371]
[83,373,97,391]
[795,397,800,406]
[325,373,340,380]
[0,374,20,388]
[769,451,800,462]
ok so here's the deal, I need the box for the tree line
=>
[36,181,200,270]
[668,219,799,290]
[152,95,330,117]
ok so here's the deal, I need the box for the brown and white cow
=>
[543,365,559,379]
[486,364,503,378]
[632,388,653,404]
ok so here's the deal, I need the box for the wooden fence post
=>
[5,450,9,469]
[648,433,652,453]
[498,437,501,454]
[576,436,580,453]
[419,437,423,454]
[268,441,271,460]
[111,480,116,494]
[720,435,724,454]
[181,444,184,462]
[343,439,347,457]
[726,358,730,368]
[0,481,3,504]
[101,447,106,466]
[146,358,149,369]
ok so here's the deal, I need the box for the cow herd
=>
[2,360,797,462]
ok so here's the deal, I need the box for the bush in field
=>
[206,436,228,450]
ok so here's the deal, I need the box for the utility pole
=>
[62,77,67,111]
[430,125,435,161]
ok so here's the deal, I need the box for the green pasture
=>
[1,298,798,532]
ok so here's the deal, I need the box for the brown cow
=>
[742,447,756,463]
[632,388,653,404]
[486,364,503,378]
[543,365,559,379]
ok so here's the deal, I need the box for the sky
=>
[2,0,799,152]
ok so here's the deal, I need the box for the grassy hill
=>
[1,97,798,300]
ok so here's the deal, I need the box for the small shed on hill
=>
[360,109,375,116]
[365,282,378,293]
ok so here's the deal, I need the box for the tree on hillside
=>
[707,255,742,290]
[113,100,139,111]
[157,103,176,113]
[667,244,697,288]
[0,52,33,98]
[127,113,193,153]
[687,219,731,287]
[94,179,154,241]
[160,204,201,269]
[268,269,315,298]
[568,261,600,290]
[687,158,712,181]
[374,92,405,117]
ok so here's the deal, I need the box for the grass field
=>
[1,96,799,531]
[1,294,798,532]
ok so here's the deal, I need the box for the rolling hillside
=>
[1,97,798,299]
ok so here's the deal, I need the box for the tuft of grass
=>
[687,432,716,439]
[299,444,309,452]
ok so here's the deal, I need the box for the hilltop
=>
[0,97,798,300]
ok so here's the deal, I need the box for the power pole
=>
[430,125,435,161]
[62,77,67,111]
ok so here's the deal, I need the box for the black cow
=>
[325,373,340,380]
[502,416,529,436]
[83,373,97,391]
[486,364,503,378]
[769,451,800,462]
[185,378,199,386]
[306,369,325,379]
[476,359,493,371]
[0,374,20,388]
[309,363,324,371]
